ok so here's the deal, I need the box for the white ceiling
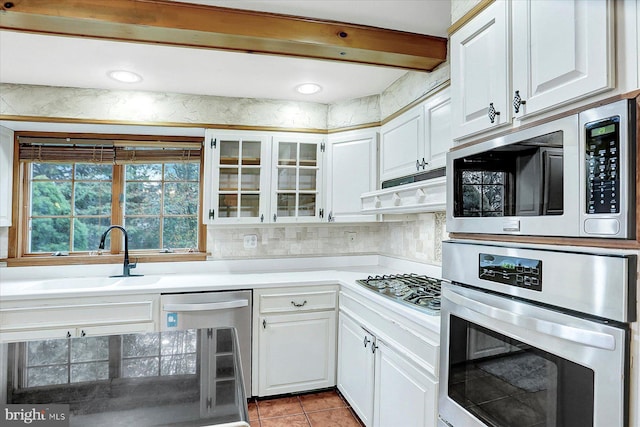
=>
[0,0,451,105]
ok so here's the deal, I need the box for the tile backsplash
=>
[207,212,447,265]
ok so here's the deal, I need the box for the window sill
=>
[4,252,208,267]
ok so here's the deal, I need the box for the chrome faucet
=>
[98,225,143,277]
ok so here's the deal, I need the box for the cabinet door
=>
[512,0,613,118]
[204,130,271,224]
[423,88,452,171]
[271,134,324,223]
[374,340,438,427]
[380,104,424,182]
[326,129,378,223]
[451,0,510,140]
[258,310,336,396]
[337,313,375,426]
[0,125,14,227]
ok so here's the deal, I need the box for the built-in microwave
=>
[446,99,636,238]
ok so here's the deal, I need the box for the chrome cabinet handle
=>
[291,300,307,308]
[513,90,526,114]
[488,102,501,124]
[371,342,378,354]
[363,336,371,348]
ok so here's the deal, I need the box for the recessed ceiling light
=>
[108,70,143,83]
[295,83,322,95]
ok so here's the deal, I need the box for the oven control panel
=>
[478,253,542,291]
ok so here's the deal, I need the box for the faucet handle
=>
[129,258,138,269]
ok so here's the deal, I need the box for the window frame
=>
[7,131,207,266]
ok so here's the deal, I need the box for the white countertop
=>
[0,255,442,333]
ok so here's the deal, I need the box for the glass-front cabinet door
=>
[204,130,271,224]
[271,134,324,223]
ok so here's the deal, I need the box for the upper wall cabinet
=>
[271,134,325,223]
[204,130,272,224]
[0,125,14,227]
[451,0,614,141]
[203,130,326,225]
[326,129,378,223]
[380,87,452,183]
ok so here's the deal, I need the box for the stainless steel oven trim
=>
[442,240,636,323]
[439,283,630,427]
[446,115,580,237]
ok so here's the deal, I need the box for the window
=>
[18,331,198,389]
[15,134,204,259]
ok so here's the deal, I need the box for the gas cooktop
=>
[355,274,442,315]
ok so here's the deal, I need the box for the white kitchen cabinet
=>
[0,294,160,343]
[451,0,614,141]
[203,129,271,224]
[253,285,337,396]
[326,128,378,223]
[338,289,439,427]
[0,125,14,227]
[271,133,325,223]
[380,103,424,182]
[511,0,614,118]
[374,340,438,427]
[380,87,452,183]
[204,130,326,225]
[450,0,510,140]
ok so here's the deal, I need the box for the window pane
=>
[299,143,317,166]
[75,164,112,180]
[27,365,68,387]
[277,194,296,217]
[31,218,71,252]
[242,141,261,165]
[164,182,198,215]
[123,333,159,357]
[32,163,72,180]
[161,355,197,376]
[165,163,199,181]
[240,195,260,218]
[278,169,296,190]
[73,217,111,251]
[220,140,239,165]
[240,168,261,191]
[164,217,198,249]
[28,339,68,366]
[71,336,109,363]
[278,142,297,166]
[31,181,72,216]
[125,217,160,250]
[218,194,238,218]
[125,182,161,215]
[74,182,112,215]
[126,164,162,180]
[71,362,109,383]
[122,357,160,378]
[161,330,197,355]
[299,169,317,191]
[219,168,239,191]
[298,194,316,216]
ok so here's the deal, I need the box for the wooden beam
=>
[0,0,448,71]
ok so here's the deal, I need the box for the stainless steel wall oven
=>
[439,241,636,427]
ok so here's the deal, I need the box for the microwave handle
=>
[163,299,248,312]
[445,288,616,350]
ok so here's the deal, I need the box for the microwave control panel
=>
[478,253,542,292]
[585,116,620,214]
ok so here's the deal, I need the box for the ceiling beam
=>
[0,0,448,71]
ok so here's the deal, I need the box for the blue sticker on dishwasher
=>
[166,312,178,328]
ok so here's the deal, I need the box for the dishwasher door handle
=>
[163,299,248,312]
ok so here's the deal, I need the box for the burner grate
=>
[355,273,442,315]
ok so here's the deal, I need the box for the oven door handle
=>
[445,289,617,350]
[163,300,248,312]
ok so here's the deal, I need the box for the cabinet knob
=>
[66,331,72,339]
[263,319,267,329]
[513,90,526,114]
[81,330,86,337]
[273,214,277,222]
[260,214,264,223]
[371,342,379,354]
[488,103,501,124]
[416,159,421,171]
[363,336,371,348]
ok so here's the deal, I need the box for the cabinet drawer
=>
[0,294,159,333]
[258,286,337,314]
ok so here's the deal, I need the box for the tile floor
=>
[247,389,364,427]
